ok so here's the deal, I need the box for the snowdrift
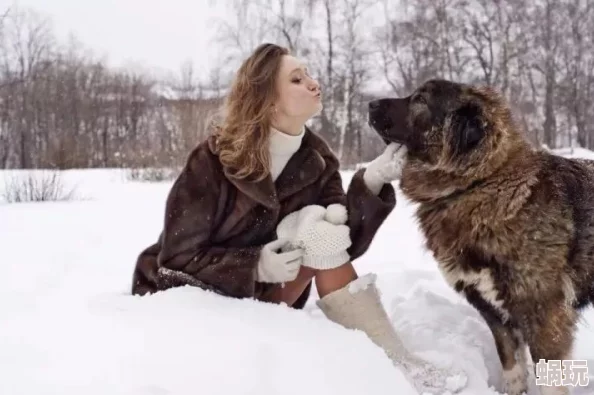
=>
[1,149,593,394]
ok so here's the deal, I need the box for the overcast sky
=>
[4,0,228,77]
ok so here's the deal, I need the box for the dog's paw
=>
[500,358,529,395]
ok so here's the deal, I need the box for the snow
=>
[551,147,594,160]
[348,272,377,294]
[1,152,594,395]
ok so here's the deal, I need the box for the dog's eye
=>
[413,95,427,105]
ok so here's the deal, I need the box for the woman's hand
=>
[276,205,352,270]
[256,239,304,283]
[363,142,408,195]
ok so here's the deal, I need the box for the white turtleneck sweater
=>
[268,126,305,181]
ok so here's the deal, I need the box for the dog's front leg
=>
[462,286,529,395]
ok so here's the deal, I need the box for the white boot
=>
[316,273,467,394]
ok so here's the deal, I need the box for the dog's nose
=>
[369,100,381,110]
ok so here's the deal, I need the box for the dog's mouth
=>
[367,116,393,145]
[367,98,411,145]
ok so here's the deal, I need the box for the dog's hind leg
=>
[523,301,578,395]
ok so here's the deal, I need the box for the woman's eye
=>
[292,78,302,84]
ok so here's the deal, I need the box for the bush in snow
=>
[125,167,180,182]
[1,170,77,203]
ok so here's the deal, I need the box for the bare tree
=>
[0,6,54,168]
[4,1,594,172]
[211,0,275,77]
[557,0,594,149]
[334,0,375,163]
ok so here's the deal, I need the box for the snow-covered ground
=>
[1,157,593,395]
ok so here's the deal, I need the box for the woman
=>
[131,43,465,393]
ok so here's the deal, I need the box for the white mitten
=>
[325,203,348,225]
[256,238,303,283]
[363,142,408,195]
[277,205,352,270]
[276,205,326,246]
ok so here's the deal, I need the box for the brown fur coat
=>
[131,128,396,307]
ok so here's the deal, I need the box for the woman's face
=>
[273,55,322,121]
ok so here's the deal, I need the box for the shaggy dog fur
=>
[368,79,594,395]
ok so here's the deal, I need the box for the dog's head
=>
[368,79,520,178]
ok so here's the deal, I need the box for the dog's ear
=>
[450,102,485,156]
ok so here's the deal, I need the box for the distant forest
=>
[1,0,593,170]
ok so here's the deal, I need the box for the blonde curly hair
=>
[211,43,290,182]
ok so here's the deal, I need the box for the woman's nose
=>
[308,78,320,91]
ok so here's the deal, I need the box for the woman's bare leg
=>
[261,262,357,306]
[314,262,357,298]
[260,266,317,305]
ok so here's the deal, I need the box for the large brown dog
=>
[368,79,594,395]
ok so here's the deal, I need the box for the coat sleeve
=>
[317,158,396,261]
[156,147,263,299]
